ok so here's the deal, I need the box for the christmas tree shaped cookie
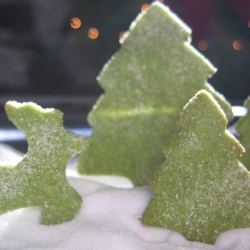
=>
[77,2,232,186]
[142,90,250,244]
[235,96,250,170]
[0,101,88,225]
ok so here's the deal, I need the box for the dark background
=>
[0,0,249,153]
[0,0,249,103]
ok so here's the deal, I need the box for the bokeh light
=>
[88,28,99,39]
[119,31,125,40]
[248,20,250,28]
[70,17,81,29]
[233,39,243,50]
[141,4,150,13]
[198,40,209,51]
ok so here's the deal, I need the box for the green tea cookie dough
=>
[235,96,250,170]
[142,90,250,244]
[77,2,232,186]
[0,101,88,225]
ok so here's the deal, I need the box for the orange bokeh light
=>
[233,39,243,50]
[198,40,208,51]
[141,4,150,13]
[248,20,250,28]
[119,31,125,39]
[70,17,81,29]
[88,28,99,39]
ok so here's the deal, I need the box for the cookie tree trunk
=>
[77,2,232,186]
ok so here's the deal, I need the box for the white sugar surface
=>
[0,143,250,250]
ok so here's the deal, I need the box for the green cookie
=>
[235,96,250,170]
[142,90,250,244]
[77,2,232,186]
[0,101,88,225]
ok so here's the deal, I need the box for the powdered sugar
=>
[0,176,250,250]
[0,144,250,250]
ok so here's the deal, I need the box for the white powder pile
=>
[0,143,250,250]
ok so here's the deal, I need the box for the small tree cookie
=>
[235,96,250,170]
[0,101,88,225]
[142,90,250,244]
[77,2,232,186]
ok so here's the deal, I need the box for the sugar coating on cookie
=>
[77,2,232,186]
[0,101,88,225]
[142,90,250,244]
[235,96,250,170]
